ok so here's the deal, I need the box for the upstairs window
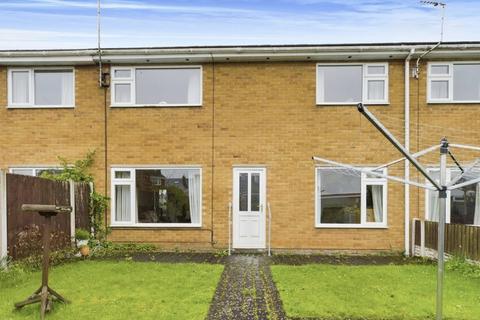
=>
[428,63,480,103]
[111,66,202,107]
[316,167,387,228]
[8,68,74,108]
[316,63,388,105]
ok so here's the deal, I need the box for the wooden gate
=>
[6,174,90,259]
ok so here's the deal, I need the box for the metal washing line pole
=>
[357,103,445,320]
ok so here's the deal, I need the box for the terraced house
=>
[1,42,480,256]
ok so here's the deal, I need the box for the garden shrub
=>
[40,150,110,242]
[75,228,90,241]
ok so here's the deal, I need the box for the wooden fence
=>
[413,219,480,261]
[5,173,91,259]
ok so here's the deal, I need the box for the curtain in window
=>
[372,185,383,222]
[367,80,385,100]
[431,81,449,99]
[12,71,29,104]
[114,84,131,103]
[317,69,325,102]
[115,185,131,222]
[188,172,201,224]
[61,71,73,105]
[428,190,440,222]
[474,183,480,226]
[187,72,200,104]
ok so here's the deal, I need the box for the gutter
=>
[1,43,480,65]
[404,48,415,256]
[1,42,480,56]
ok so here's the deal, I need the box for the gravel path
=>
[207,255,286,320]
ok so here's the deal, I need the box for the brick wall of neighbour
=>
[2,59,476,252]
[0,66,106,191]
[408,61,480,225]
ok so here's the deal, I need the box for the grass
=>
[271,264,480,320]
[0,260,223,320]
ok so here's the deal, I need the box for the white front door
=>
[233,167,266,249]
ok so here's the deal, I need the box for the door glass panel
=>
[251,173,260,212]
[239,173,248,211]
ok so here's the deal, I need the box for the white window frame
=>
[110,66,203,107]
[316,63,389,106]
[111,168,136,226]
[7,67,75,108]
[110,166,202,228]
[9,166,63,176]
[427,61,480,103]
[427,62,453,103]
[315,167,388,228]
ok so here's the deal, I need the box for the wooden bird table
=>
[14,204,72,320]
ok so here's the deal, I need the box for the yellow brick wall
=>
[210,61,406,251]
[106,64,215,247]
[4,59,475,252]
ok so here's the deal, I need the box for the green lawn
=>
[271,264,480,320]
[0,261,223,320]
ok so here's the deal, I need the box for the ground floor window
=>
[426,168,480,225]
[111,167,201,227]
[316,167,387,228]
[9,167,62,177]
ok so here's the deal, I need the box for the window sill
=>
[427,101,480,105]
[110,104,202,108]
[110,223,202,229]
[316,102,389,106]
[315,224,388,229]
[7,105,75,109]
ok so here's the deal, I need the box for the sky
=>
[0,0,479,50]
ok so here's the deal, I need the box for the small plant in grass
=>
[0,256,28,288]
[214,249,229,258]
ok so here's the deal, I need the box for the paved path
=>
[207,255,286,320]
